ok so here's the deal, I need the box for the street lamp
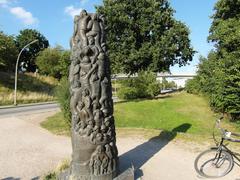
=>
[14,39,38,106]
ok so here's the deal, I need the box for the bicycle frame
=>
[214,137,240,167]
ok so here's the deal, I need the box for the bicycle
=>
[194,116,240,178]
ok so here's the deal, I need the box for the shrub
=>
[36,46,70,79]
[117,71,161,100]
[55,77,71,126]
[185,78,201,94]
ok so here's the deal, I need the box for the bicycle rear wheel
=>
[194,148,234,178]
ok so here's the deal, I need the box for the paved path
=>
[0,111,71,180]
[0,103,59,117]
[0,111,239,180]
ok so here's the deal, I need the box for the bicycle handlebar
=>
[214,116,240,143]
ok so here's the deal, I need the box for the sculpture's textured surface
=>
[67,10,118,180]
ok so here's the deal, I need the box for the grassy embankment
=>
[41,92,239,140]
[0,71,58,105]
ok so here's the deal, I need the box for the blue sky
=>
[0,0,217,74]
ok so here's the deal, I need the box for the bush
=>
[185,78,201,94]
[36,46,70,79]
[55,78,71,126]
[117,71,161,100]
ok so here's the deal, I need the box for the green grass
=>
[41,111,70,136]
[0,71,58,105]
[41,92,238,139]
[115,92,212,134]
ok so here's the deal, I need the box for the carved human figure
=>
[70,16,79,47]
[82,89,93,123]
[97,53,105,80]
[99,15,106,46]
[76,101,89,124]
[101,155,109,174]
[70,88,82,114]
[99,77,110,116]
[74,10,90,47]
[105,144,113,173]
[84,123,93,136]
[93,109,103,128]
[90,146,103,175]
[88,36,99,64]
[80,55,98,91]
[69,58,80,89]
[87,14,102,52]
[72,112,80,130]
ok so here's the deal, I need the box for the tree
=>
[117,70,161,100]
[208,0,240,55]
[186,0,240,120]
[36,45,70,79]
[57,50,71,78]
[15,29,49,72]
[97,0,195,74]
[208,0,240,120]
[0,31,18,71]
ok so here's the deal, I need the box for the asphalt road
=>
[0,103,60,117]
[0,96,119,117]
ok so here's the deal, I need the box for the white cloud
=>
[0,0,8,5]
[64,5,82,18]
[10,6,38,25]
[0,0,11,8]
[80,0,88,5]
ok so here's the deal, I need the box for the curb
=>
[0,101,58,110]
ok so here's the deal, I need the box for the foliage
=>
[36,45,70,79]
[0,31,18,71]
[42,92,239,138]
[57,50,71,78]
[54,77,71,127]
[15,29,49,72]
[0,71,57,105]
[43,172,56,180]
[185,78,201,94]
[117,71,161,100]
[208,0,240,52]
[43,159,70,180]
[186,0,240,120]
[161,77,177,89]
[97,0,195,74]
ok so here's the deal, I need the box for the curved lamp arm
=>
[14,39,38,105]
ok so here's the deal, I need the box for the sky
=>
[0,0,217,75]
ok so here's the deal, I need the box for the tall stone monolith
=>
[64,10,119,180]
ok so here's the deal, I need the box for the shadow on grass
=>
[118,123,191,179]
[0,71,56,95]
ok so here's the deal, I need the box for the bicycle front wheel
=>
[194,148,234,178]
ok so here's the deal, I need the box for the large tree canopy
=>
[0,31,18,71]
[15,29,49,72]
[97,0,195,74]
[208,0,240,53]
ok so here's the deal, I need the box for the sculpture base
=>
[58,166,134,180]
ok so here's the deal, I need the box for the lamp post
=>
[14,39,38,106]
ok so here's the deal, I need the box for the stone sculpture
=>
[62,10,119,180]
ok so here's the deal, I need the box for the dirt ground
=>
[0,111,239,180]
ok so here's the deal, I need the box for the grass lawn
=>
[41,92,238,140]
[0,71,58,105]
[41,112,70,136]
